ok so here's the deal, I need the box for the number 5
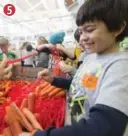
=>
[7,6,12,15]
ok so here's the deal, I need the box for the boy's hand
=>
[38,69,54,83]
[59,61,73,73]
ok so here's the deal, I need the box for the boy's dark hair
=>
[76,0,128,42]
[74,28,80,42]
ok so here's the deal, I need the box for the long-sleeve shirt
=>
[34,51,128,136]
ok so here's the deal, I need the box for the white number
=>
[7,6,12,15]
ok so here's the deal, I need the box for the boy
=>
[20,0,128,135]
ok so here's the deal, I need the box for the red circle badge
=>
[3,4,16,16]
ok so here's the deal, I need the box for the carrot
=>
[35,82,49,96]
[39,82,49,89]
[20,98,28,110]
[4,114,9,125]
[0,97,7,104]
[35,86,40,96]
[28,93,36,113]
[41,86,56,96]
[2,82,11,97]
[0,92,3,97]
[40,85,55,97]
[48,88,62,97]
[5,107,17,124]
[40,84,51,96]
[3,127,12,136]
[40,84,51,92]
[55,91,66,97]
[9,121,22,136]
[3,87,11,96]
[9,104,34,132]
[22,108,42,130]
[34,113,40,122]
[40,94,47,99]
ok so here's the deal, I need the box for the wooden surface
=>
[12,66,43,81]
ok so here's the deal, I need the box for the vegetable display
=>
[0,80,66,134]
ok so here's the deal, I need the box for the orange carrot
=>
[40,84,51,92]
[35,86,40,96]
[4,114,9,125]
[22,108,42,130]
[0,97,7,104]
[48,88,62,97]
[40,85,55,97]
[3,127,12,136]
[40,94,47,99]
[34,113,40,122]
[55,91,66,97]
[40,84,51,96]
[9,104,34,132]
[0,92,3,97]
[35,82,49,96]
[9,121,22,136]
[28,93,36,113]
[5,107,17,124]
[3,87,11,96]
[20,98,28,110]
[39,82,49,89]
[41,85,55,97]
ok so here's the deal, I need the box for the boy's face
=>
[79,34,87,51]
[78,21,118,54]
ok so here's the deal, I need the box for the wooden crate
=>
[11,66,43,81]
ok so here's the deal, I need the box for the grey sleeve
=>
[95,60,128,116]
[78,51,87,62]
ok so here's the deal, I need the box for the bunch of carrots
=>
[0,80,29,104]
[35,81,65,98]
[0,80,29,105]
[1,93,65,135]
[3,102,42,136]
[0,80,66,134]
[0,80,66,105]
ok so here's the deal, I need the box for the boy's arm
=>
[34,104,127,136]
[51,77,72,90]
[34,60,128,136]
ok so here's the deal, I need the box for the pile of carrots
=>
[35,81,65,98]
[0,80,29,104]
[0,80,66,105]
[0,80,66,134]
[3,103,43,136]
